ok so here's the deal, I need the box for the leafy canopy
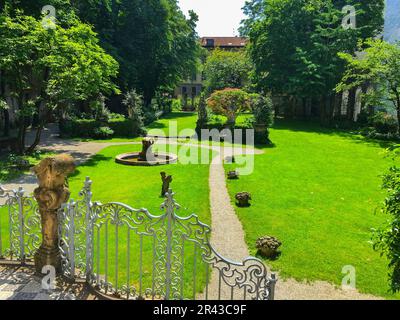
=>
[203,48,251,95]
[337,39,400,132]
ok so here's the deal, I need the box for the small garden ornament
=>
[227,171,239,180]
[256,236,282,258]
[160,172,173,197]
[235,192,251,207]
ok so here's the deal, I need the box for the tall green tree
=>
[203,48,252,95]
[337,39,400,134]
[242,0,385,122]
[0,12,118,153]
[4,0,201,108]
[373,145,400,293]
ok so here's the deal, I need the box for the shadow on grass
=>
[70,154,113,178]
[147,112,197,131]
[255,250,282,262]
[162,112,196,119]
[147,122,168,130]
[272,119,396,150]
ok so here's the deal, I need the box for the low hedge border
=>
[60,118,144,139]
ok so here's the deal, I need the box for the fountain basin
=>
[115,152,178,166]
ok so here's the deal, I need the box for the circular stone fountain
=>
[115,138,178,166]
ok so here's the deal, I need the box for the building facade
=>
[175,37,247,109]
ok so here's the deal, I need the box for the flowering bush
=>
[206,88,252,126]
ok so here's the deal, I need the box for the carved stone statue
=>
[32,154,75,274]
[160,172,173,197]
[139,138,155,161]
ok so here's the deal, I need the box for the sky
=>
[178,0,247,37]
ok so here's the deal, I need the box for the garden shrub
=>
[91,94,112,122]
[358,112,400,142]
[172,99,182,111]
[93,126,114,140]
[206,88,252,126]
[196,94,209,134]
[251,94,274,127]
[60,116,142,139]
[373,150,400,292]
[248,93,274,144]
[370,112,399,135]
[122,90,146,136]
[360,128,400,142]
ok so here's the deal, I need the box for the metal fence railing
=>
[0,178,277,300]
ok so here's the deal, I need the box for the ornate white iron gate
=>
[0,178,277,300]
[0,186,41,263]
[58,177,277,300]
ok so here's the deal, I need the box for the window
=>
[206,38,214,47]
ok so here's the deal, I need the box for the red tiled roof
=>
[200,37,248,48]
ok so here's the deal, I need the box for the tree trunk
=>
[3,108,10,137]
[395,92,400,135]
[333,93,342,119]
[359,83,369,114]
[25,124,43,154]
[143,88,155,110]
[347,87,357,122]
[320,95,327,125]
[227,114,236,127]
[397,107,400,135]
[16,120,26,155]
[304,98,312,118]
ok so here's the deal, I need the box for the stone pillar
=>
[33,154,75,274]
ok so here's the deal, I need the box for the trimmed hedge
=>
[60,118,143,139]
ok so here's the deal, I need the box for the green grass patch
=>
[146,112,198,137]
[224,119,400,299]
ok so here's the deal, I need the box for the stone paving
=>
[0,264,98,300]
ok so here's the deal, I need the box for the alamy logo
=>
[341,265,356,290]
[342,5,356,30]
[41,265,56,290]
[41,5,56,30]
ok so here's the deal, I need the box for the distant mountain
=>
[384,0,400,42]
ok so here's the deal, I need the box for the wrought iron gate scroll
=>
[0,178,276,300]
[58,177,277,300]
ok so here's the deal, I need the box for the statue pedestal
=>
[34,246,62,274]
[32,154,75,276]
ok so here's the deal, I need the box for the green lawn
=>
[225,119,400,299]
[68,144,213,298]
[146,112,198,137]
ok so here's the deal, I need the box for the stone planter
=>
[227,171,239,180]
[254,123,267,133]
[256,236,281,258]
[253,124,271,145]
[235,192,251,207]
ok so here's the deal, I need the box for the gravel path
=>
[0,126,383,300]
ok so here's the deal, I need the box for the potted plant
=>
[251,94,274,144]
